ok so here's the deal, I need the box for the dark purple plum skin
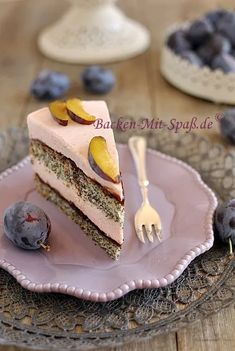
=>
[67,109,95,125]
[81,65,115,95]
[197,34,231,65]
[217,11,235,45]
[52,115,68,126]
[215,199,235,244]
[219,109,235,145]
[205,9,230,29]
[31,70,70,101]
[3,201,51,250]
[166,29,191,54]
[179,50,204,67]
[231,50,235,58]
[167,10,235,73]
[187,18,213,47]
[211,53,235,73]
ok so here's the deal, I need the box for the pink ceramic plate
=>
[0,145,217,302]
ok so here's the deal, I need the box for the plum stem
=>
[40,243,51,252]
[229,238,234,258]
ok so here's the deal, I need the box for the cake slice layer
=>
[27,100,125,259]
[27,102,124,201]
[34,175,121,260]
[30,140,124,245]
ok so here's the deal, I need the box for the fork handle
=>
[128,136,149,202]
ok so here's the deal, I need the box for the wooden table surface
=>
[0,0,235,350]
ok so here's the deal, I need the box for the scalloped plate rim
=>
[0,144,217,302]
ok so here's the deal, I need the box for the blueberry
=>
[217,11,235,45]
[31,70,70,101]
[211,53,235,73]
[197,34,231,65]
[179,50,204,67]
[166,29,191,54]
[3,201,51,250]
[81,65,115,94]
[219,109,235,144]
[187,18,214,47]
[215,199,235,245]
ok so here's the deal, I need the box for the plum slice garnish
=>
[88,136,120,184]
[49,100,69,126]
[66,98,96,125]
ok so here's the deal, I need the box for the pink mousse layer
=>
[27,101,124,201]
[33,160,123,245]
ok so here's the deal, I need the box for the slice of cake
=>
[27,99,124,260]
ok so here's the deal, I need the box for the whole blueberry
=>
[166,29,191,54]
[217,11,235,45]
[215,199,235,245]
[211,53,235,73]
[205,9,230,29]
[219,109,235,144]
[31,70,70,101]
[3,201,51,250]
[187,18,214,47]
[197,34,231,65]
[179,50,204,67]
[81,65,115,94]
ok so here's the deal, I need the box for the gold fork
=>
[128,136,162,243]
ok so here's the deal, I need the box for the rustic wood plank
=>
[0,332,177,351]
[177,306,235,351]
[0,0,33,129]
[0,0,67,130]
[101,333,177,351]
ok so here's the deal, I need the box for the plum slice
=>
[66,98,96,125]
[88,136,120,184]
[49,100,69,126]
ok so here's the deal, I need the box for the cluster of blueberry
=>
[31,66,115,100]
[167,9,235,73]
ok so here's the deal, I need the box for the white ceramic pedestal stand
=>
[38,0,150,64]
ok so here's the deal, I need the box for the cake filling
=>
[30,139,124,245]
[34,175,121,260]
